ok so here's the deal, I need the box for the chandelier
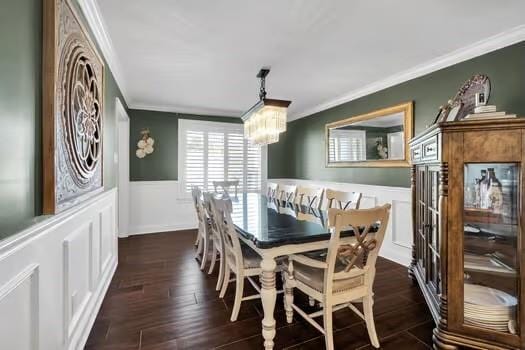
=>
[241,68,291,146]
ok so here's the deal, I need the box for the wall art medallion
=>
[43,0,105,214]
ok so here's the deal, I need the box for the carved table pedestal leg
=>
[260,257,277,350]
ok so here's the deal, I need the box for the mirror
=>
[325,102,413,167]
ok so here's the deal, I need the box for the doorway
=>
[116,98,130,237]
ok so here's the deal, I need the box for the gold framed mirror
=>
[325,101,413,168]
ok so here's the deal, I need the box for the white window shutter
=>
[178,119,264,194]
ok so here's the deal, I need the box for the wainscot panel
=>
[270,178,412,266]
[0,189,117,350]
[128,179,411,266]
[129,181,197,235]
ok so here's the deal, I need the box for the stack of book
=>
[464,105,517,120]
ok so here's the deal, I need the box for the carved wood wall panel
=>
[43,0,104,214]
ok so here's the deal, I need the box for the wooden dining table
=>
[229,193,364,350]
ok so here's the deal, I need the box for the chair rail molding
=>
[0,189,118,350]
[270,178,412,266]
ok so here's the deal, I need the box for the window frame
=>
[177,119,267,197]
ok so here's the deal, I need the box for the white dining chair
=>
[295,186,324,210]
[278,184,297,203]
[283,204,391,350]
[191,186,202,247]
[213,180,239,198]
[202,192,226,291]
[325,188,362,210]
[267,182,279,199]
[191,187,213,271]
[211,196,263,322]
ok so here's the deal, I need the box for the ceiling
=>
[94,0,525,120]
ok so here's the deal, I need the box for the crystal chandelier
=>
[241,68,291,146]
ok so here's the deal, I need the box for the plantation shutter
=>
[179,119,264,193]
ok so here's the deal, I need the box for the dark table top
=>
[231,193,355,249]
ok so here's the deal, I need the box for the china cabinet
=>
[409,118,525,349]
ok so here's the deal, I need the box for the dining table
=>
[229,192,364,350]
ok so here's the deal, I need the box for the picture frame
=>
[42,0,105,214]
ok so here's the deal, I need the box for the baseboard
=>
[127,223,197,236]
[379,246,411,267]
[74,256,117,350]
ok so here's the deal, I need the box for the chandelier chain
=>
[259,75,267,100]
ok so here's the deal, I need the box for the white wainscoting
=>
[270,179,413,267]
[0,189,118,350]
[128,179,412,266]
[129,181,197,235]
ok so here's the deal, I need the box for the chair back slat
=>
[278,184,297,203]
[295,186,324,210]
[213,180,239,198]
[211,196,243,270]
[325,189,362,210]
[324,204,391,293]
[267,182,279,199]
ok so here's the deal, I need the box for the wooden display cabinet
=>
[409,118,525,349]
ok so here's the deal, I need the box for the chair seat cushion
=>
[240,244,262,269]
[285,252,364,293]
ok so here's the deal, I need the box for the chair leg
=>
[283,271,294,324]
[363,295,380,348]
[200,236,209,271]
[216,248,224,291]
[219,264,230,298]
[208,242,217,275]
[323,303,334,350]
[194,227,200,246]
[230,272,244,322]
[195,234,203,257]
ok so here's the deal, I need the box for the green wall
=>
[0,0,127,239]
[268,41,525,187]
[129,109,241,181]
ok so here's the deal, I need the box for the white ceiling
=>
[94,0,525,120]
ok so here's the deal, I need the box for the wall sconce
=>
[136,129,155,158]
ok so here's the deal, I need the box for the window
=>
[328,129,366,161]
[178,119,266,193]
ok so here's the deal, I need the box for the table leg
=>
[260,257,277,350]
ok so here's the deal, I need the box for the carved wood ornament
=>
[43,0,104,214]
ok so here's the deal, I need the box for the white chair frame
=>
[295,186,324,210]
[212,196,263,322]
[283,204,391,350]
[278,184,297,203]
[213,180,239,198]
[325,188,362,210]
[202,193,226,291]
[267,182,279,199]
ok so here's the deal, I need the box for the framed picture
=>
[42,0,105,214]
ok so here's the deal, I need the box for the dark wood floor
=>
[86,230,434,350]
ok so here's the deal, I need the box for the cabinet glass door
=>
[463,163,519,334]
[427,166,441,301]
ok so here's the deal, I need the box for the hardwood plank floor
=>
[86,230,434,349]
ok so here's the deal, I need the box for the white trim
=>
[74,2,525,122]
[76,0,131,103]
[129,102,242,118]
[289,25,525,121]
[116,98,130,238]
[269,178,412,267]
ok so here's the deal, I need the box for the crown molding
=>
[289,25,525,122]
[128,102,242,118]
[76,0,131,104]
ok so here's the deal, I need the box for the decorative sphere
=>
[137,140,146,148]
[145,145,154,154]
[146,137,155,146]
